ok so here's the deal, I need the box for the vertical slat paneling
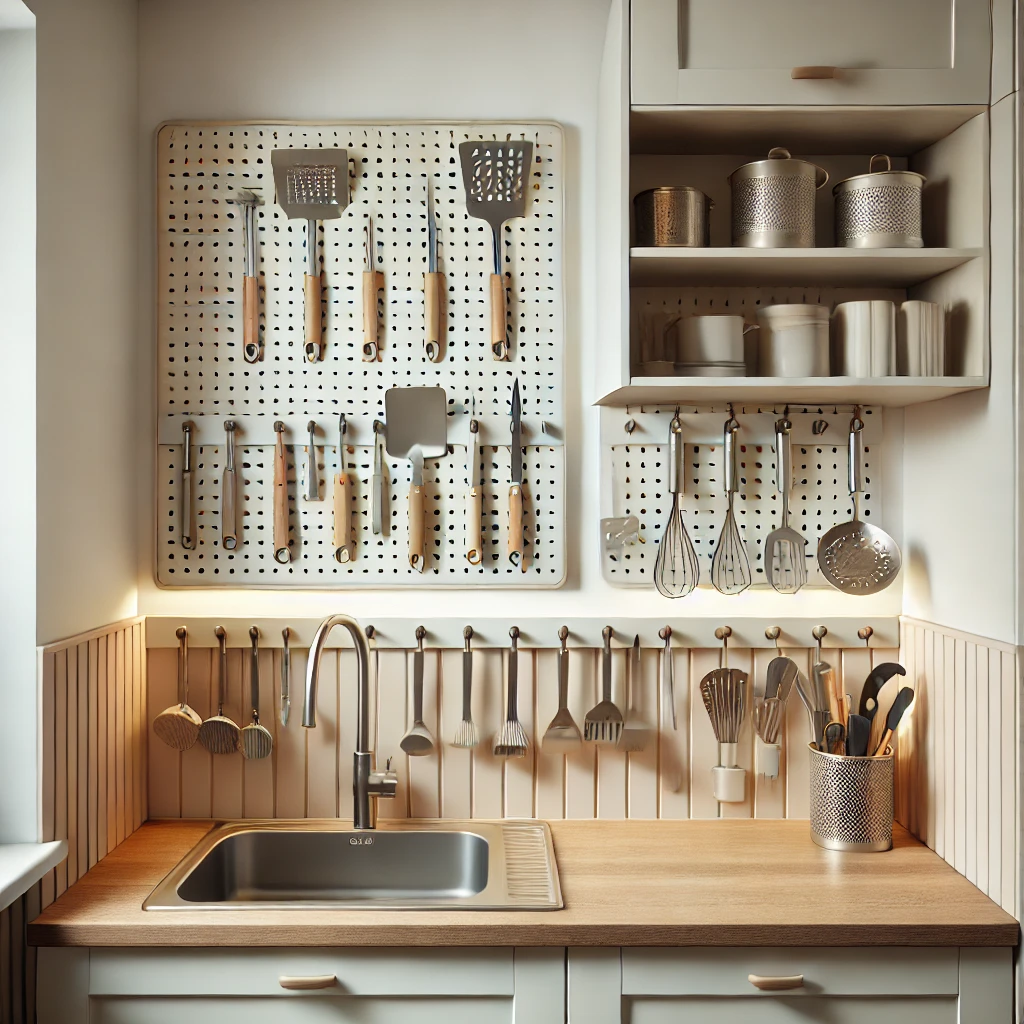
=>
[689,648,721,819]
[65,647,78,887]
[924,627,938,853]
[975,641,990,897]
[133,622,146,830]
[76,643,89,880]
[534,649,565,820]
[40,653,55,908]
[626,647,659,819]
[106,630,118,847]
[471,648,504,819]
[305,648,339,818]
[87,640,99,870]
[241,646,276,819]
[122,630,134,846]
[273,647,307,818]
[210,647,244,819]
[941,634,955,864]
[564,649,597,819]
[988,647,1002,904]
[595,648,627,820]
[658,647,689,819]
[147,647,180,819]
[180,648,212,819]
[53,650,68,896]
[375,650,409,820]
[719,647,753,820]
[440,648,473,819]
[999,649,1015,915]
[783,646,812,819]
[407,648,441,818]
[115,629,126,845]
[953,638,967,875]
[504,649,536,818]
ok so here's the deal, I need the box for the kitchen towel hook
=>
[765,625,782,650]
[812,624,828,662]
[715,625,732,668]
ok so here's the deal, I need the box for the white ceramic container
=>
[897,300,945,375]
[832,300,896,376]
[756,304,830,377]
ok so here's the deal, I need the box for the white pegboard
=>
[156,121,565,587]
[600,406,889,589]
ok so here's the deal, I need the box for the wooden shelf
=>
[596,376,989,409]
[629,248,983,287]
[629,105,987,156]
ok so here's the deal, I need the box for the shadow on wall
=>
[903,543,933,621]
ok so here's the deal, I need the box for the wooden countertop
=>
[28,819,1018,948]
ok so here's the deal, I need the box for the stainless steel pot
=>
[634,186,712,247]
[729,147,828,248]
[833,154,926,249]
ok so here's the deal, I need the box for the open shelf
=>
[596,376,989,409]
[629,105,988,156]
[629,248,983,287]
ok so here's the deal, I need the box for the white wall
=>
[136,0,906,625]
[0,24,38,842]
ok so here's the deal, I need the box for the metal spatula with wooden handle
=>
[459,139,533,361]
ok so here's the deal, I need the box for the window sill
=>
[0,841,67,912]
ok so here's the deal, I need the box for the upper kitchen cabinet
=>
[631,0,993,107]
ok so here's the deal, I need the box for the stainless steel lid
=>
[833,154,926,196]
[730,147,828,189]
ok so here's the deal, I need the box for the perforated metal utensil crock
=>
[634,186,713,246]
[729,147,828,248]
[809,743,894,852]
[833,154,926,249]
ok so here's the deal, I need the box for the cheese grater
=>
[271,148,350,363]
[459,139,533,361]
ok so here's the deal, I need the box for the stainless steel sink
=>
[144,819,562,911]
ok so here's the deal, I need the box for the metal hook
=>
[715,625,732,668]
[558,625,568,652]
[624,417,636,435]
[415,625,426,651]
[249,625,260,642]
[464,625,473,652]
[365,624,376,640]
[858,626,874,648]
[765,625,782,650]
[509,625,520,647]
[658,625,672,641]
[602,625,613,644]
[812,624,828,662]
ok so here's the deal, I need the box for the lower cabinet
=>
[568,946,1014,1023]
[37,947,565,1024]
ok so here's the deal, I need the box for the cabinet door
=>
[631,0,992,106]
[628,997,955,1022]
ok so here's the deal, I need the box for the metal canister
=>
[633,186,712,247]
[833,154,926,248]
[809,744,894,853]
[729,147,828,248]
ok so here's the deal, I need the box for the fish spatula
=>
[459,139,533,361]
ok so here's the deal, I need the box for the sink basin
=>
[144,819,562,911]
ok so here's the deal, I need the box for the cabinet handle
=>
[748,974,805,991]
[791,66,837,79]
[279,974,338,990]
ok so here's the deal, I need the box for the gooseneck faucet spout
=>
[304,614,396,828]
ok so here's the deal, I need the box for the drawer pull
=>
[279,974,338,991]
[791,66,837,79]
[748,974,805,992]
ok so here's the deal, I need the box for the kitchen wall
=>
[135,0,901,623]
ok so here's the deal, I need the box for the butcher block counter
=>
[28,818,1018,948]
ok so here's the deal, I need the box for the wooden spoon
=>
[153,627,201,751]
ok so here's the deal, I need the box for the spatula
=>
[618,635,652,753]
[384,387,448,572]
[542,626,582,752]
[765,417,808,594]
[584,626,623,744]
[271,148,350,363]
[873,686,915,756]
[459,139,533,361]
[198,625,240,755]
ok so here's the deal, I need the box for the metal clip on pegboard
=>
[599,404,890,591]
[156,121,566,588]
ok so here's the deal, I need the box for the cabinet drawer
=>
[89,947,514,997]
[621,947,959,997]
[628,996,955,1023]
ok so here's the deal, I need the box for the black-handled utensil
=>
[846,713,871,757]
[859,662,906,719]
[872,687,915,756]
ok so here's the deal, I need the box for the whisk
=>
[654,414,699,598]
[752,697,784,745]
[700,667,748,767]
[711,413,751,595]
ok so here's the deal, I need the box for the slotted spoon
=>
[711,414,751,595]
[765,417,808,594]
[459,139,533,361]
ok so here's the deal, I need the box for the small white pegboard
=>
[600,406,886,589]
[156,121,565,587]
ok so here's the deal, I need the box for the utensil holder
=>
[712,765,746,803]
[809,743,894,852]
[756,737,781,779]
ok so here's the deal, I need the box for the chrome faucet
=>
[304,614,397,828]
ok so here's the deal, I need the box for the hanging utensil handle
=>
[409,483,425,571]
[413,640,425,722]
[462,644,473,722]
[249,627,260,720]
[424,271,445,362]
[724,419,739,494]
[602,626,612,702]
[222,422,237,550]
[304,422,319,501]
[558,643,570,711]
[176,627,188,709]
[242,274,259,363]
[661,629,677,730]
[215,627,227,716]
[668,416,684,495]
[273,425,290,563]
[334,470,353,563]
[467,484,483,564]
[490,275,508,361]
[848,416,863,497]
[362,270,384,362]
[508,485,525,569]
[372,429,385,536]
[181,423,195,550]
[280,628,291,727]
[507,634,519,721]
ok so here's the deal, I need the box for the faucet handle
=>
[368,761,398,800]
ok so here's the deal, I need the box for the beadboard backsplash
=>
[146,639,899,821]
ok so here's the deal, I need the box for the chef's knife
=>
[423,179,445,362]
[508,378,525,570]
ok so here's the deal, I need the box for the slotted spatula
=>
[459,139,533,361]
[584,626,623,744]
[765,417,807,594]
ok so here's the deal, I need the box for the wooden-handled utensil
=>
[180,421,195,550]
[333,413,354,563]
[508,378,525,569]
[423,178,445,362]
[362,216,384,361]
[154,627,201,750]
[273,420,290,564]
[459,139,533,361]
[241,626,273,760]
[199,625,240,754]
[466,409,482,564]
[222,420,238,550]
[303,420,320,502]
[873,686,915,756]
[228,189,262,363]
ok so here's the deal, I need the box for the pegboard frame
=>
[154,120,566,589]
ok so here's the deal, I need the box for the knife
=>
[408,444,425,572]
[273,420,290,563]
[280,627,291,727]
[424,178,445,362]
[362,216,384,362]
[467,400,482,565]
[333,413,354,563]
[222,420,238,550]
[508,378,525,570]
[372,419,387,536]
[181,421,196,550]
